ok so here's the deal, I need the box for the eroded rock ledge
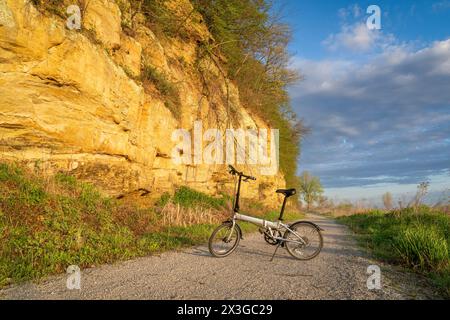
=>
[0,0,286,205]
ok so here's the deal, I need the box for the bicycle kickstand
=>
[270,242,282,262]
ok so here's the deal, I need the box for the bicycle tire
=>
[284,221,323,260]
[208,222,240,258]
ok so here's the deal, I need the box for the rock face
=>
[0,0,286,206]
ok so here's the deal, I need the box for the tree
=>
[297,171,323,210]
[382,192,393,210]
[191,0,306,188]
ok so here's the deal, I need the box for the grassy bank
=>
[338,208,450,297]
[0,162,302,287]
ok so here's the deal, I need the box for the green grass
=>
[0,162,302,288]
[0,163,206,287]
[0,163,153,286]
[338,208,450,297]
[156,186,227,209]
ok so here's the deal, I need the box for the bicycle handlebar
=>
[228,165,256,181]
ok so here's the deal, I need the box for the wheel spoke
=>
[284,222,323,260]
[208,223,240,257]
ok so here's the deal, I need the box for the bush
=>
[157,186,226,210]
[141,65,181,119]
[339,208,450,297]
[31,0,66,17]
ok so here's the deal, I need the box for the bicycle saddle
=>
[276,188,296,197]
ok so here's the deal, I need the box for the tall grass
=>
[339,208,450,297]
[395,225,448,270]
[159,202,226,227]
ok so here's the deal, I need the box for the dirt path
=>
[0,213,441,300]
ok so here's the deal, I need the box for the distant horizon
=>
[325,185,449,207]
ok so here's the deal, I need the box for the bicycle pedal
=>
[258,228,265,234]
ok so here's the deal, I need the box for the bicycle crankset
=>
[263,230,282,245]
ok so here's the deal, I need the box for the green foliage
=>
[142,65,175,96]
[192,0,269,69]
[192,0,304,188]
[55,172,77,189]
[155,192,172,207]
[31,0,90,20]
[31,0,67,17]
[296,171,324,210]
[157,186,226,209]
[0,163,154,286]
[396,226,448,270]
[141,65,181,119]
[339,208,450,297]
[261,210,303,223]
[138,0,183,37]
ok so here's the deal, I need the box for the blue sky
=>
[279,0,450,204]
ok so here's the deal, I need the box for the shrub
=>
[141,65,181,119]
[31,0,66,17]
[157,186,227,210]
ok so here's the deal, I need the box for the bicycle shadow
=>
[186,243,298,261]
[188,247,212,257]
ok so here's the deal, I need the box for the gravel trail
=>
[0,213,441,300]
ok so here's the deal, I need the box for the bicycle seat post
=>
[278,196,288,221]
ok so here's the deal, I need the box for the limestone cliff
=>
[0,0,286,205]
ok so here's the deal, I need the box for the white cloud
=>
[290,39,450,189]
[325,115,360,137]
[338,4,363,20]
[323,23,396,53]
[294,39,450,103]
[289,57,355,96]
[352,4,362,17]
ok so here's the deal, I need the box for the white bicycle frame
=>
[224,167,307,246]
[228,212,307,245]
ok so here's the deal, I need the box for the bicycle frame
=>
[226,173,307,245]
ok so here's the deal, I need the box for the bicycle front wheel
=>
[284,221,323,260]
[208,222,240,258]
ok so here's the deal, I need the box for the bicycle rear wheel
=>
[284,221,323,260]
[208,222,240,257]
